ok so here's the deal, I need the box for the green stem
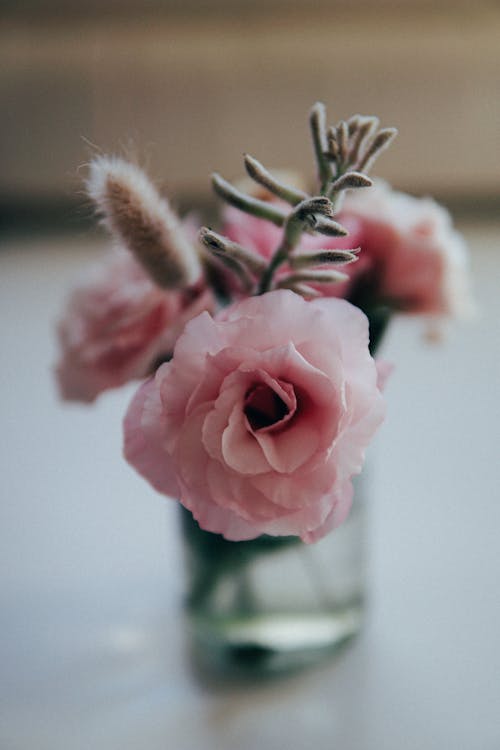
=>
[257,198,334,294]
[367,306,391,355]
[257,244,290,294]
[347,273,392,355]
[180,506,301,613]
[212,173,287,227]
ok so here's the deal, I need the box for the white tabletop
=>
[1,222,499,750]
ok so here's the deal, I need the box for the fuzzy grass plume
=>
[87,156,201,289]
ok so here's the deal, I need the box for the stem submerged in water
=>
[180,505,301,613]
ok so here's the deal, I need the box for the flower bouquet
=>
[55,103,472,675]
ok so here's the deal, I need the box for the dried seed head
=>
[296,196,335,219]
[357,127,398,172]
[284,196,337,248]
[329,171,373,194]
[313,216,349,237]
[87,156,201,289]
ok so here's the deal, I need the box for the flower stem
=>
[257,245,289,294]
[367,306,391,355]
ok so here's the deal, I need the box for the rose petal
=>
[123,377,179,498]
[55,249,214,402]
[123,289,386,542]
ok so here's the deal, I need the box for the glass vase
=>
[180,475,368,677]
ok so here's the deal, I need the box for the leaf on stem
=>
[278,268,349,286]
[275,279,323,298]
[356,128,398,172]
[212,173,288,227]
[349,115,380,165]
[310,102,333,190]
[243,155,307,206]
[289,248,360,269]
[199,227,267,274]
[336,120,349,166]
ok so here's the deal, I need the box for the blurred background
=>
[1,2,499,749]
[1,0,499,230]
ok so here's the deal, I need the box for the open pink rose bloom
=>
[339,180,473,316]
[124,289,385,542]
[56,250,213,403]
[54,104,473,546]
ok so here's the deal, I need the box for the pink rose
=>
[338,180,473,316]
[124,289,385,542]
[55,249,214,403]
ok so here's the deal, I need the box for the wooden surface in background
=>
[1,5,499,202]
